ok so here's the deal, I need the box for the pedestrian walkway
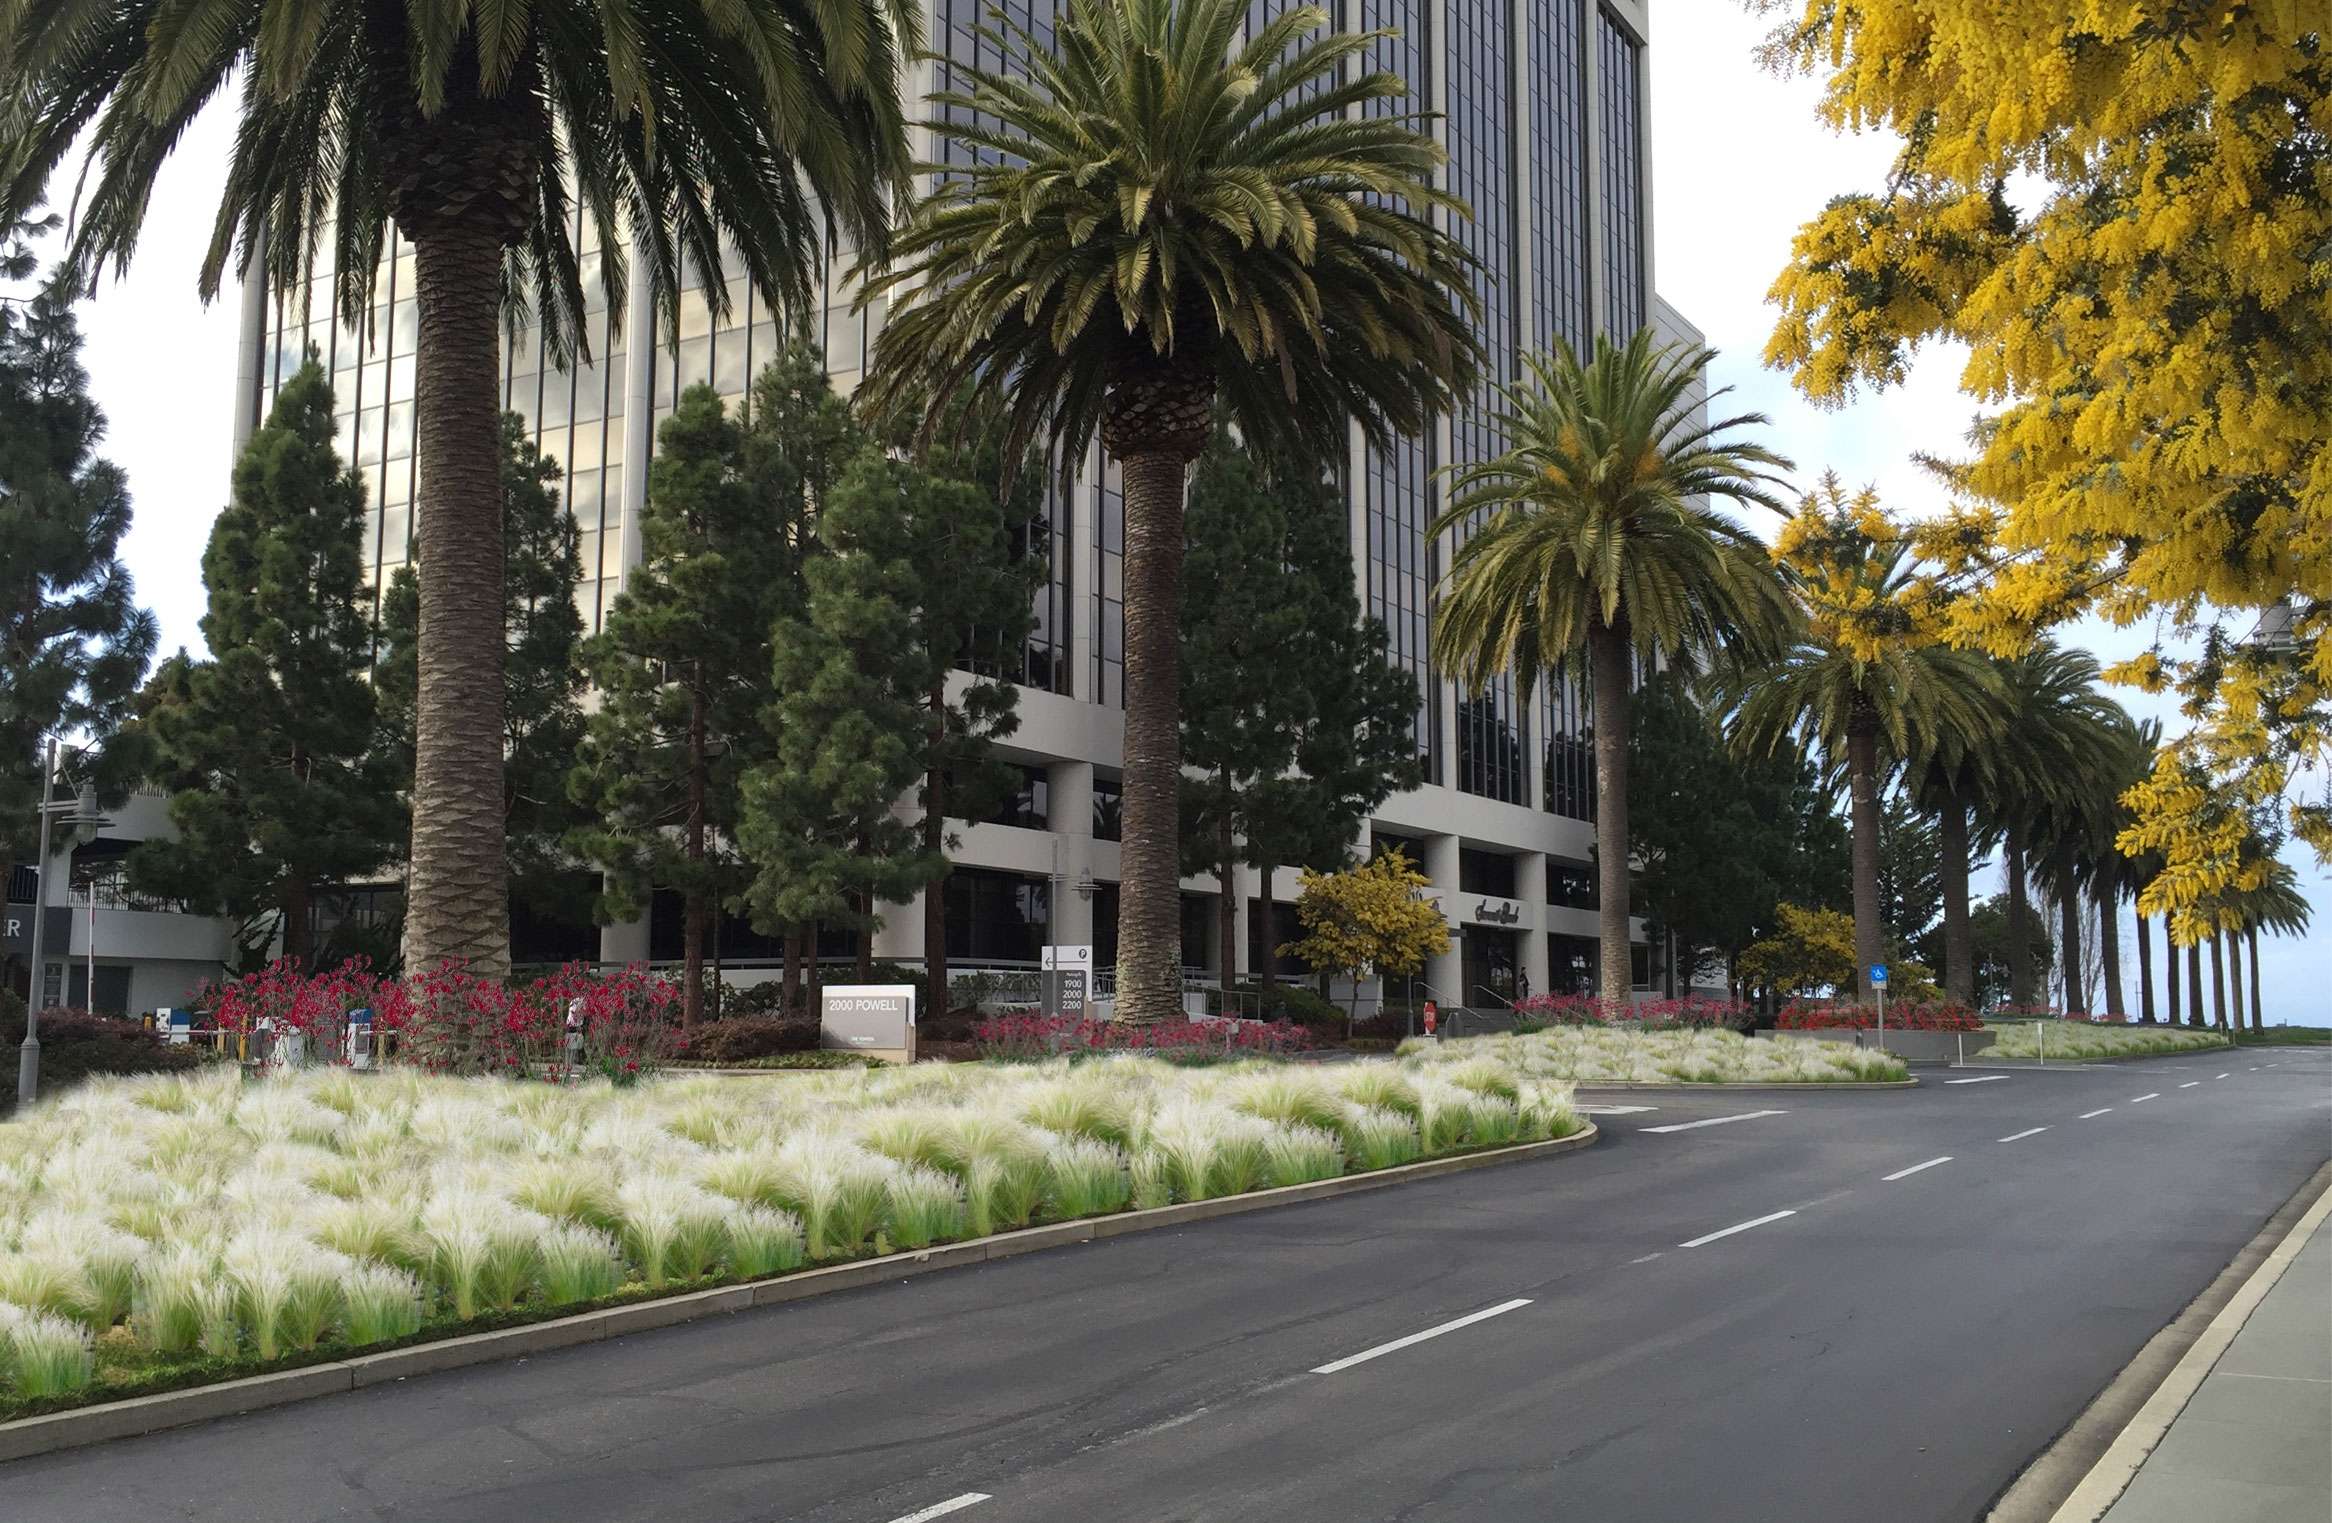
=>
[2099,1203,2332,1523]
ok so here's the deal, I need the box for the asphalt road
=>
[11,1050,2329,1523]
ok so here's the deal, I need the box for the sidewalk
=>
[2098,1204,2332,1523]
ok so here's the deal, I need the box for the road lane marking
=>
[1311,1299,1533,1375]
[1640,1110,1788,1134]
[1998,1127,2049,1142]
[2131,1093,2160,1103]
[1946,1075,2008,1084]
[1627,1252,1664,1265]
[1576,1104,1658,1115]
[886,1495,991,1523]
[1679,1210,1796,1249]
[1882,1156,1954,1181]
[2217,1073,2232,1079]
[2079,1108,2114,1119]
[2180,1082,2201,1088]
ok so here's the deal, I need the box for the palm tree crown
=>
[1431,333,1796,1007]
[859,0,1481,1021]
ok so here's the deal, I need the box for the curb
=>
[0,1124,1598,1465]
[1571,1078,1918,1092]
[1984,1157,2332,1523]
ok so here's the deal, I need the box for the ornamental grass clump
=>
[1343,1108,1423,1171]
[616,1179,729,1288]
[1041,1135,1131,1218]
[536,1225,626,1306]
[0,1302,92,1398]
[1262,1125,1345,1189]
[340,1263,426,1345]
[883,1167,967,1250]
[726,1208,807,1277]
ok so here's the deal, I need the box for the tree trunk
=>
[2005,825,2033,1008]
[2135,910,2156,1023]
[2247,926,2263,1029]
[2098,876,2124,1018]
[281,875,313,967]
[1113,449,1191,1023]
[1215,784,1239,994]
[1845,711,1884,1005]
[2226,929,2245,1030]
[2185,928,2204,1026]
[924,723,949,1023]
[681,681,707,1029]
[1257,860,1277,991]
[1589,620,1633,1010]
[2055,839,2085,1013]
[2207,931,2227,1029]
[781,929,805,1013]
[1938,793,1974,1007]
[401,224,511,979]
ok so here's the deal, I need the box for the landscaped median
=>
[1407,1026,1911,1086]
[1984,1022,2233,1061]
[0,1042,1593,1424]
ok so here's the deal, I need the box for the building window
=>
[1091,775,1122,842]
[1549,933,1597,995]
[1531,0,1592,355]
[1541,670,1596,821]
[1456,686,1530,804]
[982,765,1050,831]
[945,868,1050,964]
[1458,848,1517,899]
[1598,9,1645,339]
[1631,940,1654,991]
[1093,454,1124,708]
[1547,859,1597,909]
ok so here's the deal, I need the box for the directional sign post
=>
[1870,964,1888,1050]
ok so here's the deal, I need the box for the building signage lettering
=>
[820,984,917,1060]
[1473,900,1521,926]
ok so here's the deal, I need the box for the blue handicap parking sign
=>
[1869,964,1888,987]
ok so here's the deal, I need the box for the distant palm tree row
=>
[2,0,2302,1019]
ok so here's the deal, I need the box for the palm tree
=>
[3,0,914,976]
[1430,335,1794,1007]
[859,0,1480,1020]
[1730,479,2000,1004]
[2229,861,2309,1028]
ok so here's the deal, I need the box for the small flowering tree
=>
[1282,850,1451,1022]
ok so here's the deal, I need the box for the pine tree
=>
[129,360,400,963]
[572,381,808,1025]
[376,415,587,934]
[0,218,156,961]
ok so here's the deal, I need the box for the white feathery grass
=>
[131,1243,214,1355]
[1343,1107,1422,1171]
[1039,1134,1130,1218]
[726,1207,808,1277]
[0,1301,93,1398]
[536,1224,626,1306]
[883,1166,966,1250]
[340,1262,426,1345]
[614,1178,729,1288]
[220,1230,349,1360]
[1261,1125,1345,1188]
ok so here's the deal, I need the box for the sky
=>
[25,4,2325,1023]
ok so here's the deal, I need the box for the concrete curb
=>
[0,1125,1597,1465]
[1571,1078,1918,1092]
[1984,1157,2332,1523]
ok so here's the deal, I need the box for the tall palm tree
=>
[2025,705,2141,1015]
[1730,479,2000,1004]
[1430,335,1794,1007]
[2,0,914,976]
[2230,861,2310,1027]
[859,0,1480,1020]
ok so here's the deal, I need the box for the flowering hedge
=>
[1777,998,1981,1031]
[1511,994,1752,1032]
[196,960,686,1082]
[975,1014,1313,1060]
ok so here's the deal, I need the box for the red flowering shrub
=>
[1512,994,1753,1032]
[975,1013,1312,1060]
[1776,998,1981,1031]
[202,957,409,1063]
[535,963,688,1084]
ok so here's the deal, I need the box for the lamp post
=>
[18,742,112,1106]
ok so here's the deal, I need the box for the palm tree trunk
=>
[2247,925,2264,1028]
[1589,621,1633,1010]
[1845,713,1884,1005]
[2184,929,2204,1026]
[2207,931,2227,1029]
[2135,910,2156,1023]
[1938,793,1974,1007]
[1215,786,1239,993]
[2055,839,2085,1013]
[402,223,511,979]
[2226,929,2245,1030]
[2005,825,2034,1007]
[1115,450,1190,1023]
[2096,875,2122,1018]
[682,681,707,1029]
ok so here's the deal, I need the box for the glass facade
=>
[1598,8,1646,339]
[1540,670,1596,821]
[1531,0,1593,356]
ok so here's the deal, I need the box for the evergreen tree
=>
[376,415,587,934]
[129,361,399,963]
[0,219,156,968]
[1877,790,1943,956]
[1179,433,1308,983]
[572,382,807,1025]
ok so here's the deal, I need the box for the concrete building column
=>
[598,904,649,967]
[1047,761,1098,950]
[1422,833,1464,1005]
[1519,849,1551,1000]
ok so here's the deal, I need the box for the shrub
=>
[974,1014,1312,1059]
[0,1006,212,1096]
[689,1016,819,1062]
[1777,999,1980,1031]
[1510,994,1754,1032]
[1215,982,1345,1028]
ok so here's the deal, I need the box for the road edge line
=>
[1983,1157,2332,1523]
[0,1125,1599,1467]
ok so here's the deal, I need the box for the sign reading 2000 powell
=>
[820,984,917,1061]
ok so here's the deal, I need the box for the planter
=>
[1762,1028,1994,1063]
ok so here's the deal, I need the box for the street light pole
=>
[18,737,58,1106]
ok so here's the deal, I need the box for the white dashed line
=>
[2079,1108,2114,1120]
[1882,1156,1954,1181]
[2217,1073,2232,1080]
[1311,1299,1534,1375]
[1640,1110,1787,1134]
[1627,1252,1664,1265]
[2180,1082,2201,1088]
[886,1494,992,1523]
[1946,1075,2008,1085]
[1998,1127,2049,1142]
[1575,1104,1658,1116]
[1679,1210,1796,1249]
[2131,1093,2160,1103]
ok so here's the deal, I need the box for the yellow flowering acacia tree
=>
[1754,2,2331,926]
[1282,849,1452,1020]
